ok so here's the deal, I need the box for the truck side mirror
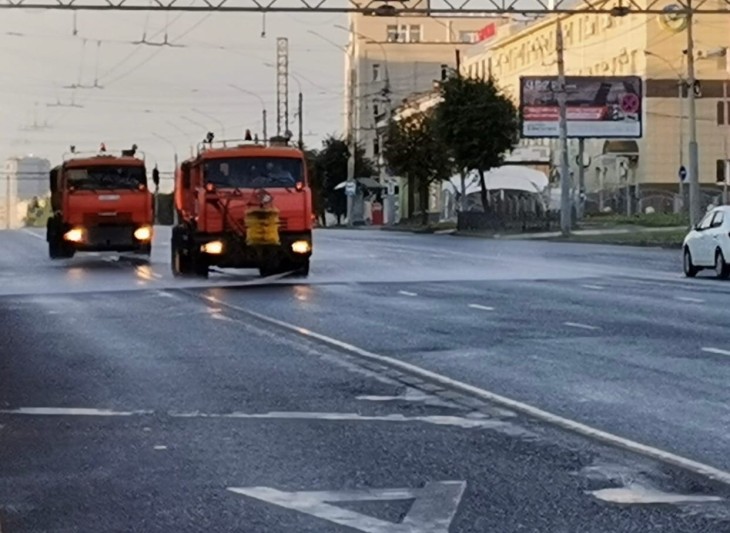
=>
[181,162,191,189]
[49,168,58,193]
[152,166,160,188]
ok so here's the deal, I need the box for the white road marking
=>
[582,284,604,290]
[398,290,418,297]
[564,322,601,331]
[0,407,151,416]
[701,347,730,357]
[468,304,494,311]
[675,296,705,303]
[170,411,503,429]
[153,445,168,451]
[0,406,504,430]
[199,294,730,487]
[228,481,466,533]
[589,485,723,504]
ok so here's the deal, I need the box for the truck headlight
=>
[63,227,85,243]
[291,240,311,254]
[134,225,153,241]
[201,240,224,254]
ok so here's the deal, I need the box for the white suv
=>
[683,205,730,278]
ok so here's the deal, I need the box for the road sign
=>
[228,480,466,533]
[678,165,687,182]
[345,181,357,197]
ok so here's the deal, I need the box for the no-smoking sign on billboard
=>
[519,75,643,139]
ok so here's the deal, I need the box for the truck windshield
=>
[65,166,147,190]
[203,157,303,189]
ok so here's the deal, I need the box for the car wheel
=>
[683,248,699,278]
[715,249,730,279]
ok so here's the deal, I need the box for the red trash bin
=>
[371,202,383,225]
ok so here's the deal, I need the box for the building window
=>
[717,159,726,183]
[386,25,399,42]
[459,31,478,43]
[373,138,380,156]
[386,24,421,43]
[373,103,380,118]
[372,63,381,82]
[718,101,725,125]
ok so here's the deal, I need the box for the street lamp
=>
[192,108,226,138]
[229,84,268,141]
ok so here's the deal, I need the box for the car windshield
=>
[65,165,147,190]
[203,156,303,189]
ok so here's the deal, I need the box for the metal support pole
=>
[5,173,10,229]
[678,77,685,210]
[262,108,268,142]
[556,17,571,236]
[346,26,356,228]
[686,2,701,225]
[298,91,304,149]
[577,138,585,220]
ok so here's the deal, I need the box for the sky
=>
[0,7,350,179]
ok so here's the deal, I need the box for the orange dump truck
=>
[171,132,313,278]
[46,144,155,259]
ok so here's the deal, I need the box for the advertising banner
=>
[519,76,643,139]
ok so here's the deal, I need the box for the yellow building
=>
[462,1,730,211]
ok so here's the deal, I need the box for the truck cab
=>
[46,144,154,259]
[171,131,313,278]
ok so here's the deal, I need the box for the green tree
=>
[383,112,452,225]
[304,147,326,227]
[434,74,520,211]
[314,135,376,225]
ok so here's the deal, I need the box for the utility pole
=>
[276,37,289,137]
[686,1,701,225]
[346,24,357,228]
[5,173,10,230]
[678,76,685,209]
[556,16,571,236]
[298,91,304,149]
[577,138,585,220]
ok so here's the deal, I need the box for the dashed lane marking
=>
[397,290,418,297]
[468,304,494,311]
[197,293,730,487]
[701,347,730,357]
[581,284,604,290]
[675,296,705,303]
[564,322,601,331]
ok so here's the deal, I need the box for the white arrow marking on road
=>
[228,481,466,533]
[581,284,604,290]
[398,290,418,297]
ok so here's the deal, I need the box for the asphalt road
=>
[1,227,730,532]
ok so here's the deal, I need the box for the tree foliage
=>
[313,135,376,225]
[382,112,452,224]
[434,75,520,211]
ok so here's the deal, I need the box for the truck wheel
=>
[290,259,310,277]
[192,252,209,278]
[171,234,191,277]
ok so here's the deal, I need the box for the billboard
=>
[519,76,643,139]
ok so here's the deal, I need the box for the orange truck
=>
[46,144,155,259]
[171,131,313,278]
